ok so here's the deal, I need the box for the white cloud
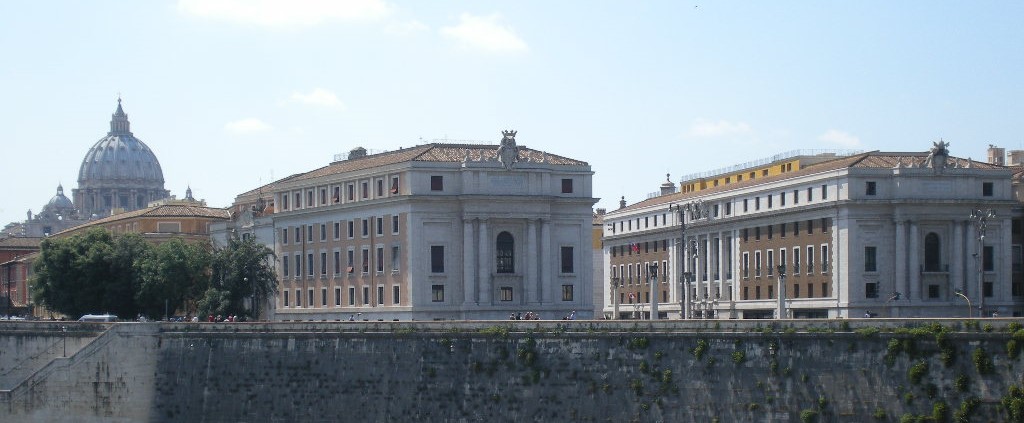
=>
[177,0,392,28]
[818,129,862,148]
[384,20,428,36]
[687,119,753,138]
[439,13,528,53]
[289,88,345,109]
[225,118,273,134]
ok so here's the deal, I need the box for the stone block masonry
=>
[1,319,1023,422]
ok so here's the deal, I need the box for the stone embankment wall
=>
[2,319,1023,422]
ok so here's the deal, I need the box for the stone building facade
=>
[604,143,1021,319]
[222,132,597,321]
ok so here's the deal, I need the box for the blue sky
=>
[2,1,1022,226]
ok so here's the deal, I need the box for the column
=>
[540,219,551,304]
[950,220,962,292]
[1000,217,1012,303]
[894,218,907,300]
[717,232,725,299]
[964,223,978,302]
[463,219,476,305]
[909,222,920,301]
[478,219,490,304]
[527,219,539,305]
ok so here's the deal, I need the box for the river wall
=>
[1,319,1022,422]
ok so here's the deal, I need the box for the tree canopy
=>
[32,228,275,320]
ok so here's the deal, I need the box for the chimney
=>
[988,144,1005,166]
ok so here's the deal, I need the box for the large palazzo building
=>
[218,132,597,321]
[603,142,1022,319]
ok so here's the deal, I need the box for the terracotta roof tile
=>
[58,204,229,234]
[0,236,42,249]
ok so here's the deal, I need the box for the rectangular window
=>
[295,255,301,278]
[362,219,369,237]
[780,223,787,238]
[376,247,384,273]
[334,251,340,275]
[347,184,355,201]
[793,248,800,274]
[307,225,313,242]
[865,246,877,272]
[755,286,761,300]
[308,289,314,307]
[376,217,384,236]
[361,182,368,199]
[983,245,995,271]
[821,245,829,273]
[725,202,731,215]
[320,252,327,275]
[793,189,799,204]
[282,256,290,276]
[431,246,445,273]
[793,283,800,298]
[767,250,775,276]
[320,188,326,205]
[431,175,444,191]
[500,287,513,301]
[333,186,340,203]
[282,195,289,210]
[349,287,355,305]
[743,199,748,212]
[392,215,400,234]
[334,222,340,239]
[391,246,400,271]
[307,253,314,276]
[320,224,327,241]
[363,287,369,305]
[755,251,762,277]
[808,283,814,298]
[295,193,301,209]
[806,246,814,273]
[768,285,774,299]
[561,178,573,193]
[821,218,829,233]
[793,221,799,237]
[347,250,354,273]
[807,219,814,234]
[307,191,314,207]
[780,249,787,272]
[562,285,574,301]
[361,248,369,273]
[348,221,354,238]
[284,290,290,307]
[755,196,760,210]
[768,225,773,240]
[376,179,384,197]
[767,195,773,209]
[864,282,880,299]
[821,184,828,199]
[432,285,445,302]
[780,192,786,206]
[391,176,399,194]
[322,287,328,306]
[755,226,761,241]
[560,246,575,273]
[335,287,341,306]
[282,228,289,244]
[982,182,993,196]
[1013,245,1022,272]
[296,289,302,306]
[742,252,749,278]
[866,181,877,195]
[807,187,813,202]
[377,286,384,305]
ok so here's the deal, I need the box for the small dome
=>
[45,185,75,210]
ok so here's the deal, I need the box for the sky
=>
[2,1,1023,227]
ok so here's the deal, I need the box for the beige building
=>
[226,132,597,321]
[604,142,1021,319]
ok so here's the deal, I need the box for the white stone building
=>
[221,133,597,321]
[603,143,1021,319]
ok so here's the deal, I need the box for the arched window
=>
[496,231,514,273]
[924,232,941,272]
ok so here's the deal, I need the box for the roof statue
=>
[924,139,950,170]
[496,129,520,170]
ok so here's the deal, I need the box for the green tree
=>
[136,238,212,320]
[32,228,150,318]
[198,236,276,320]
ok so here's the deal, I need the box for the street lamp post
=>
[774,264,782,319]
[970,209,995,317]
[669,203,687,320]
[610,276,621,320]
[681,271,693,319]
[954,289,972,318]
